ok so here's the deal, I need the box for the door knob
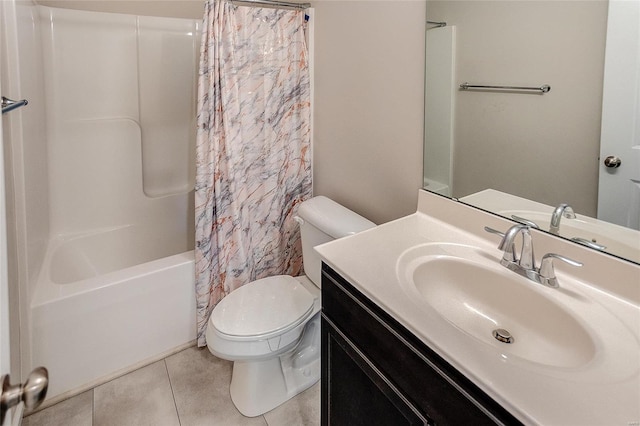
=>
[0,367,48,424]
[603,156,622,168]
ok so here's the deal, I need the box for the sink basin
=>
[411,256,595,368]
[394,243,639,373]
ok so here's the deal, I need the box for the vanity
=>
[321,264,520,425]
[316,190,640,425]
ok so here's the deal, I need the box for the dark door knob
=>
[603,156,622,168]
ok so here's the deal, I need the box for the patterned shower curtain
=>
[195,0,312,346]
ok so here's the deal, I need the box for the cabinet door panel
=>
[322,316,430,426]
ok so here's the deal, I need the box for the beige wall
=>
[312,1,427,225]
[427,1,608,217]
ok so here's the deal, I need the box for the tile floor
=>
[23,346,320,426]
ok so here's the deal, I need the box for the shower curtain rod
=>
[229,0,311,10]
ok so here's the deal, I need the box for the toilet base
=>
[230,356,319,417]
[229,314,320,417]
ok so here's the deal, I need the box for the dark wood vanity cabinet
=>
[320,264,522,426]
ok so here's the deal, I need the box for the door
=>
[1,50,14,426]
[597,0,640,230]
[1,3,48,421]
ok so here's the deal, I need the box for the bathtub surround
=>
[33,7,199,398]
[195,0,312,346]
[2,2,200,400]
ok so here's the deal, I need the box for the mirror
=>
[423,0,640,264]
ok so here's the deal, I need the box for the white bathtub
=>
[31,226,196,399]
[21,6,201,401]
[4,5,203,402]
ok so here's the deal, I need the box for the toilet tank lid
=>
[297,196,376,239]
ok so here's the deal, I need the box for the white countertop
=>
[316,190,640,425]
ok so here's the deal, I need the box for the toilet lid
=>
[211,275,315,340]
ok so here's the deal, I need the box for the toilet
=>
[206,196,376,417]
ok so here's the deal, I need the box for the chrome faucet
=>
[485,224,582,288]
[497,224,535,270]
[549,203,576,235]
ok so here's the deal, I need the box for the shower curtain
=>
[195,0,312,346]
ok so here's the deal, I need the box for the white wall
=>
[427,1,608,217]
[312,1,427,225]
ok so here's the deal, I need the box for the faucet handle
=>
[570,237,607,251]
[539,253,583,288]
[483,226,505,238]
[484,226,516,262]
[510,215,540,229]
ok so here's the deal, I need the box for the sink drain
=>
[492,328,514,344]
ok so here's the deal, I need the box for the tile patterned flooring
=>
[23,347,320,426]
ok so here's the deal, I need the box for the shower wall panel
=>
[39,6,199,235]
[138,16,198,197]
[424,25,455,196]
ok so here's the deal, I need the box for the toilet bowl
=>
[205,196,375,417]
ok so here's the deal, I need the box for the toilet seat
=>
[211,275,316,341]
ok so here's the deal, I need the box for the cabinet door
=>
[322,316,431,426]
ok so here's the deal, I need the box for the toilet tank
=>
[296,196,376,287]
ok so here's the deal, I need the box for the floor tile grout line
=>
[164,359,182,426]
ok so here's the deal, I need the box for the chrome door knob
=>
[603,155,622,168]
[0,367,48,424]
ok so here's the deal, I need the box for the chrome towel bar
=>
[426,20,447,28]
[459,83,551,94]
[2,96,29,114]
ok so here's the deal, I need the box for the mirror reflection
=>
[423,0,640,264]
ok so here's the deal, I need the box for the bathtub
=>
[30,224,196,400]
[2,4,204,403]
[21,6,201,401]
